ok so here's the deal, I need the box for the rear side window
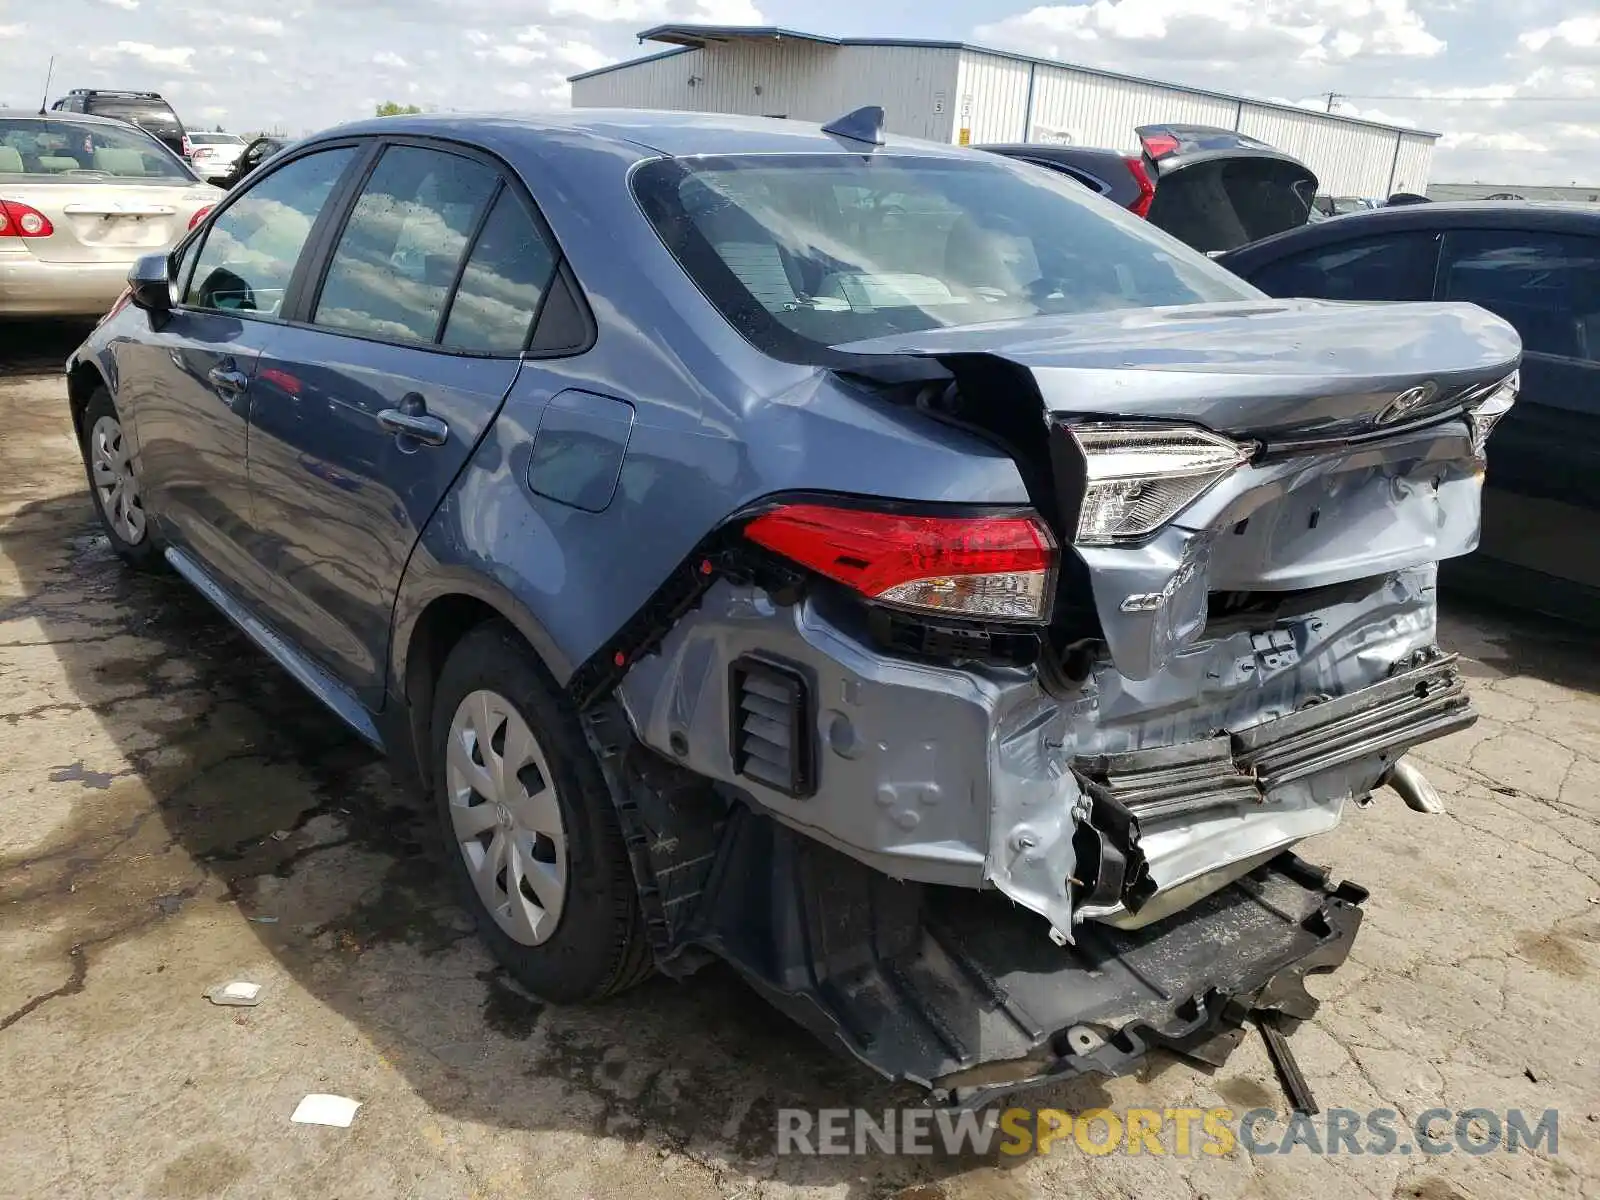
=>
[1439,229,1600,363]
[185,147,356,315]
[1244,232,1440,302]
[440,190,558,353]
[313,145,499,344]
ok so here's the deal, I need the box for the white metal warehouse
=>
[570,25,1439,199]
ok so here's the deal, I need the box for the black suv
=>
[51,89,187,158]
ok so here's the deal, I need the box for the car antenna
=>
[38,54,55,116]
[821,105,885,148]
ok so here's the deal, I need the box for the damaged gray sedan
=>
[68,107,1519,1108]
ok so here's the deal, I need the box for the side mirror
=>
[127,253,174,315]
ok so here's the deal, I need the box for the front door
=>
[121,144,358,604]
[243,142,561,703]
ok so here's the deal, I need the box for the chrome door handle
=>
[207,365,249,393]
[377,407,449,446]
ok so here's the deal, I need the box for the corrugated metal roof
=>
[571,23,1441,141]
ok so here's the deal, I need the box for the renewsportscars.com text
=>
[776,1106,1560,1158]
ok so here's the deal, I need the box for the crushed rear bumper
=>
[682,806,1365,1109]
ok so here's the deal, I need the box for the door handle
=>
[207,365,250,393]
[377,395,449,447]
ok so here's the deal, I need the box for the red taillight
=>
[188,205,213,230]
[743,502,1057,623]
[1123,155,1156,219]
[182,134,193,158]
[191,147,213,159]
[0,200,54,238]
[1140,132,1180,160]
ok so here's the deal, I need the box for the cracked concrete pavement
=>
[1,324,1597,1200]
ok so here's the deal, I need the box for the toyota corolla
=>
[66,108,1519,1107]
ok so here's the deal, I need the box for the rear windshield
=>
[190,133,244,145]
[90,102,180,128]
[633,153,1256,358]
[0,117,195,182]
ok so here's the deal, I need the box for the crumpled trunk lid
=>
[843,299,1519,679]
[846,298,1519,445]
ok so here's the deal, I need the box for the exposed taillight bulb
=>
[743,502,1057,623]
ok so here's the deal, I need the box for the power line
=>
[1339,93,1597,102]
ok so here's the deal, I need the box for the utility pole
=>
[1325,91,1341,113]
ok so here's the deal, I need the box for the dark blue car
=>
[68,109,1519,1106]
[1220,201,1600,621]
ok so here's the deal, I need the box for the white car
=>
[0,110,221,317]
[185,131,247,183]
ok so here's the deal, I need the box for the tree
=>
[375,101,423,117]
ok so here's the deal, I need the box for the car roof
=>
[308,108,985,160]
[1224,200,1600,264]
[0,107,160,127]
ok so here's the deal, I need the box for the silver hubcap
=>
[446,690,567,946]
[89,414,146,545]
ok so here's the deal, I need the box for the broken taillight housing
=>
[1069,422,1253,545]
[1468,370,1518,460]
[743,502,1057,622]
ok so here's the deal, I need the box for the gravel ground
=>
[1,325,1597,1199]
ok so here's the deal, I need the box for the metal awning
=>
[638,24,843,49]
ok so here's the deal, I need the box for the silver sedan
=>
[1,110,220,317]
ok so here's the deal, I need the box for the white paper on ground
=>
[290,1094,362,1127]
[203,981,262,1007]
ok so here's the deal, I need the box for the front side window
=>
[1439,229,1600,363]
[0,116,193,181]
[634,153,1256,358]
[185,147,356,315]
[313,145,499,344]
[1244,232,1441,302]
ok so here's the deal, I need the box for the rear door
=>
[1136,125,1319,253]
[242,140,561,703]
[1433,227,1600,599]
[119,144,360,608]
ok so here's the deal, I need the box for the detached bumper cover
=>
[688,807,1366,1109]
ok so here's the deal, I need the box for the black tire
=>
[431,620,652,1003]
[79,386,162,571]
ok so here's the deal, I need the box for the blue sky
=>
[1,0,1596,185]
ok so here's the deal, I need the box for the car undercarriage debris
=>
[627,803,1366,1109]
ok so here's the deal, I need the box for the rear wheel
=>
[431,621,651,1002]
[81,387,160,570]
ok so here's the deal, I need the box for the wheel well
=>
[66,362,105,440]
[402,594,508,789]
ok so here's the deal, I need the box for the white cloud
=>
[0,23,25,37]
[373,51,408,68]
[1518,16,1600,58]
[553,40,609,72]
[977,0,1443,71]
[99,0,139,9]
[481,44,546,66]
[88,42,196,71]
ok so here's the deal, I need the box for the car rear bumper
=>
[619,566,1458,941]
[0,255,129,317]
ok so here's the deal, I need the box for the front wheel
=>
[80,387,161,570]
[431,621,652,1003]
